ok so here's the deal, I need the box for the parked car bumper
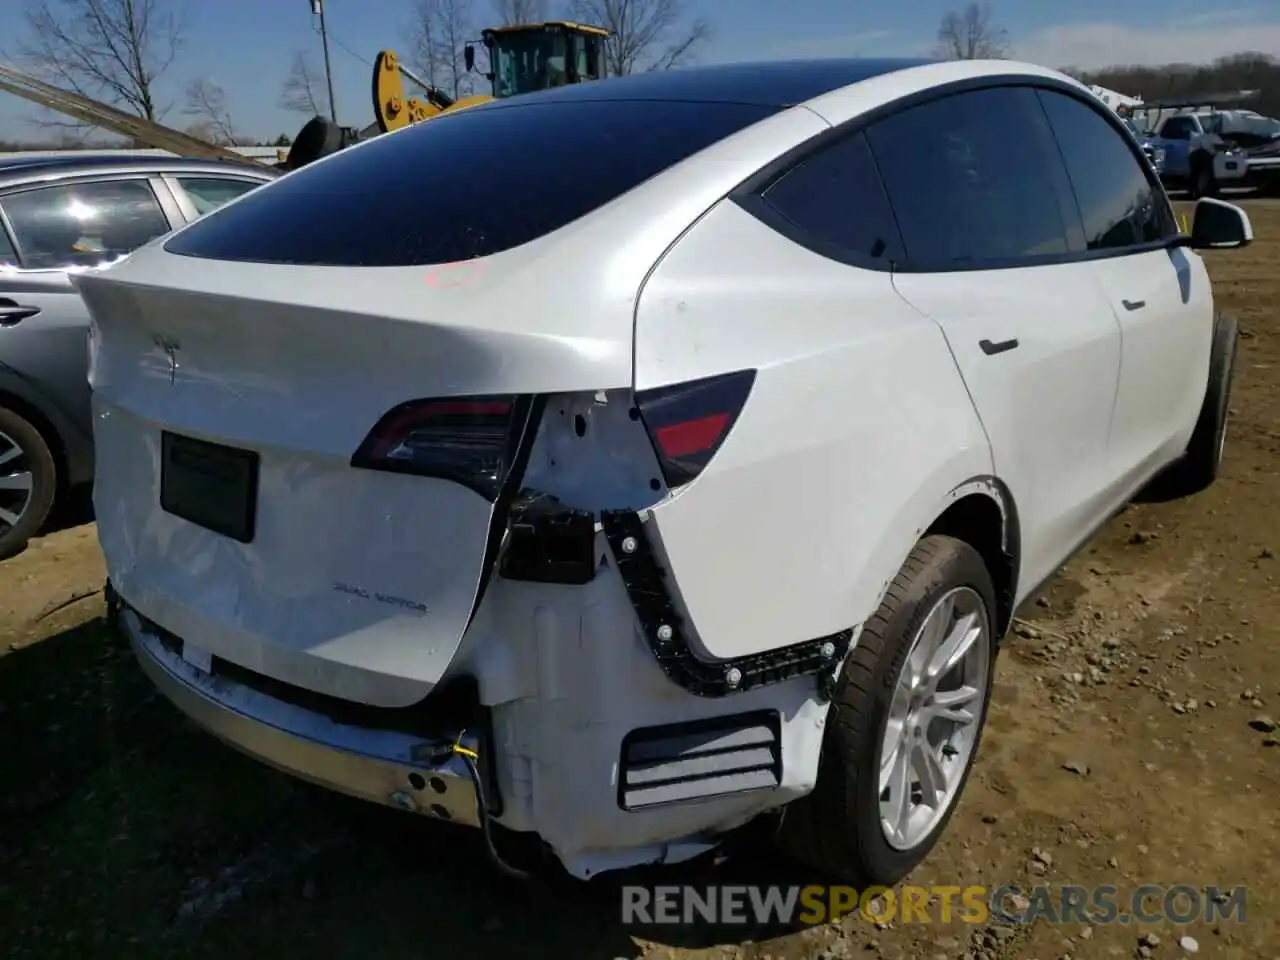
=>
[1243,156,1280,188]
[1215,153,1249,183]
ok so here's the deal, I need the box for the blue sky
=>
[1,0,1278,142]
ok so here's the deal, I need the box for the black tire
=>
[1190,155,1218,199]
[0,406,58,561]
[1140,313,1239,501]
[775,535,999,885]
[285,116,343,170]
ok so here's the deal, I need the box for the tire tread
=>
[778,535,996,884]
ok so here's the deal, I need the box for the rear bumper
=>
[108,512,842,879]
[117,602,484,826]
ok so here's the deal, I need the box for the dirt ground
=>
[1,202,1277,960]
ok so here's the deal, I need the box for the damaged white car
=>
[79,56,1250,884]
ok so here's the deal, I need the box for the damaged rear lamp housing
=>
[633,369,755,489]
[351,395,530,501]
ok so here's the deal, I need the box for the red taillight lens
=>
[634,369,755,489]
[351,395,528,501]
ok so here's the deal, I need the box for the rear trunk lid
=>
[77,249,631,707]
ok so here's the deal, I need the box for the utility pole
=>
[311,0,339,124]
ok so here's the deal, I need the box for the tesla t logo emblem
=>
[153,335,179,384]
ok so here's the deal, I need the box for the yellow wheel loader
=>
[371,21,609,134]
[470,21,610,101]
[288,20,611,169]
[0,21,610,172]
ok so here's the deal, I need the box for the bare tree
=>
[183,78,236,145]
[1081,52,1280,123]
[569,0,710,75]
[934,3,1010,60]
[16,0,188,124]
[410,0,476,98]
[491,0,546,24]
[279,50,326,117]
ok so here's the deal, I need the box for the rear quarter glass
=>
[162,98,781,267]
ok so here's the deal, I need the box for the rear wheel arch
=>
[777,532,999,883]
[0,399,60,559]
[0,388,67,497]
[921,478,1020,639]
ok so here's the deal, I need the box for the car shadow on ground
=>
[0,616,820,959]
[44,483,95,535]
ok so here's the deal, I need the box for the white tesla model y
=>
[77,56,1250,884]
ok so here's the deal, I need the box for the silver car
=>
[0,153,277,558]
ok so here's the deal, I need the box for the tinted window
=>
[1,179,169,270]
[1159,117,1195,140]
[1038,90,1178,251]
[165,99,778,266]
[176,177,262,216]
[864,86,1072,269]
[757,131,905,265]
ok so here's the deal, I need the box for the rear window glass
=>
[164,98,778,267]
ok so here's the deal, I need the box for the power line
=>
[313,22,374,69]
[312,24,473,98]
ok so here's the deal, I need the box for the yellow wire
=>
[452,730,479,761]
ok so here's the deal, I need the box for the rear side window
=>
[755,131,905,267]
[1,179,170,270]
[175,177,262,216]
[164,99,778,267]
[1037,90,1178,251]
[864,86,1074,269]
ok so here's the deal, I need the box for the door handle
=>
[0,300,41,326]
[979,337,1019,356]
[1122,299,1146,311]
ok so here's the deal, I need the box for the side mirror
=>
[464,44,475,72]
[1189,197,1253,250]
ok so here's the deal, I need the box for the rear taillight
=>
[351,395,529,501]
[633,369,755,489]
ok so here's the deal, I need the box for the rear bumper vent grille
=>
[619,711,782,811]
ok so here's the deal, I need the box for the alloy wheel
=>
[877,586,992,851]
[0,429,34,535]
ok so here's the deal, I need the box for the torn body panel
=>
[413,389,844,875]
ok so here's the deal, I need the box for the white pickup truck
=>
[1147,110,1259,196]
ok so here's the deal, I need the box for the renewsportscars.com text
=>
[621,884,1247,927]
